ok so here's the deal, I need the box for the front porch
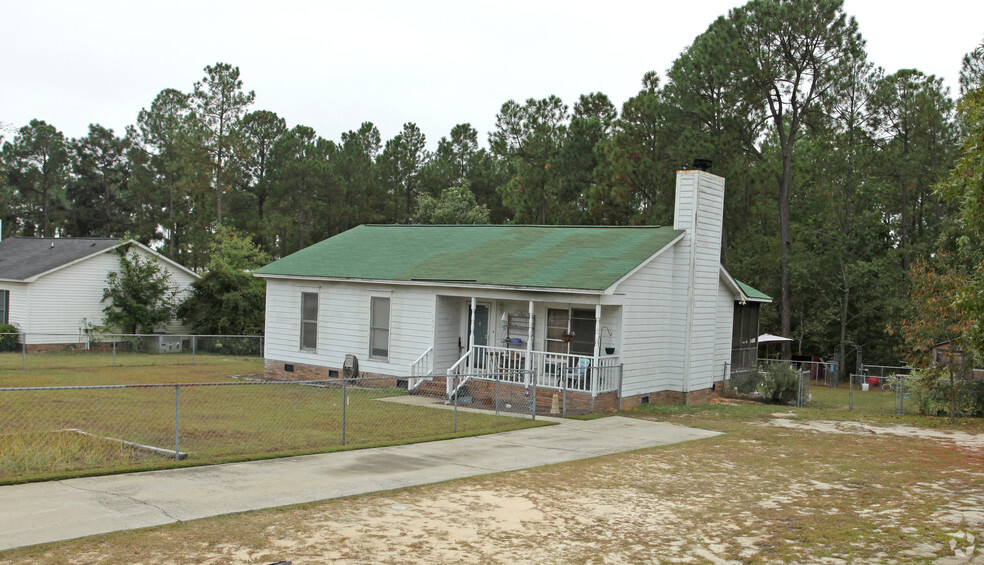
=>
[410,294,623,400]
[446,344,622,397]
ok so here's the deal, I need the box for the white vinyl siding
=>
[263,280,436,376]
[615,246,686,397]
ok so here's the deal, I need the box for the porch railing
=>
[408,346,434,392]
[446,344,620,398]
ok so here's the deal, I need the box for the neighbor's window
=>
[369,296,390,360]
[300,292,318,351]
[0,290,8,325]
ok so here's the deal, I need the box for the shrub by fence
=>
[724,360,811,407]
[0,375,543,484]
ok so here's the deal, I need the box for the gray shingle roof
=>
[0,237,121,281]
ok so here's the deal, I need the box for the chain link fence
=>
[723,360,811,407]
[444,366,622,417]
[840,372,984,419]
[0,333,263,370]
[0,375,543,484]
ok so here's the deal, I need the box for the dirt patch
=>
[4,417,983,564]
[766,417,984,451]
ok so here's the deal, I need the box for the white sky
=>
[2,0,982,148]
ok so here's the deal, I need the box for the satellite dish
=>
[343,354,359,380]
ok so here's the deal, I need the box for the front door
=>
[471,303,490,347]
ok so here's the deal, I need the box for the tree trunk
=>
[779,151,793,360]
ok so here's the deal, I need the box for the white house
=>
[0,237,199,346]
[254,170,770,411]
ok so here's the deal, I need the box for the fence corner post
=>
[341,377,347,445]
[174,384,181,461]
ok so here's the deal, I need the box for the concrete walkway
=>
[0,416,719,551]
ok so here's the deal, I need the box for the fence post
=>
[341,377,347,446]
[617,363,624,412]
[849,373,854,412]
[192,336,197,365]
[495,372,500,417]
[112,338,117,367]
[562,367,568,417]
[20,332,26,370]
[453,375,459,433]
[174,384,181,460]
[531,372,537,421]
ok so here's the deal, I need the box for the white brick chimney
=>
[674,169,726,398]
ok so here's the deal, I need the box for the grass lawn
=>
[809,381,915,415]
[2,401,981,563]
[0,350,260,372]
[0,358,546,484]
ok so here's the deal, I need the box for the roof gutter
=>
[252,273,607,295]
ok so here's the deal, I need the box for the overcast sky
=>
[3,0,982,148]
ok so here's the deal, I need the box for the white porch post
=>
[468,297,476,374]
[592,304,601,396]
[526,299,534,386]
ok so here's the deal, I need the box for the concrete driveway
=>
[0,415,719,551]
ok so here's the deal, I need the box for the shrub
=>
[910,367,984,417]
[732,368,763,395]
[758,363,800,404]
[0,323,19,352]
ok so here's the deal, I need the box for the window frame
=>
[0,289,8,325]
[299,291,319,352]
[369,295,390,361]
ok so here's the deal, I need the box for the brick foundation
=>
[263,359,400,389]
[263,359,723,413]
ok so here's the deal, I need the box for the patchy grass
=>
[0,360,546,484]
[2,402,982,563]
[0,358,263,387]
[0,350,260,372]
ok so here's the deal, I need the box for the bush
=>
[910,367,984,417]
[733,369,764,395]
[0,323,19,352]
[758,363,800,404]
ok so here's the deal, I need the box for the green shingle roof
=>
[255,225,684,291]
[737,280,771,301]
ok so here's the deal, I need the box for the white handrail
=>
[445,344,619,397]
[408,346,434,391]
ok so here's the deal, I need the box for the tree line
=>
[2,0,982,365]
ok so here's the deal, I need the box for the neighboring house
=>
[255,170,770,412]
[930,341,984,380]
[0,237,199,346]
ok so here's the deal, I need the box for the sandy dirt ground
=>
[187,419,984,564]
[17,417,984,565]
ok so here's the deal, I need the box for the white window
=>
[0,290,8,325]
[300,292,318,351]
[369,296,390,360]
